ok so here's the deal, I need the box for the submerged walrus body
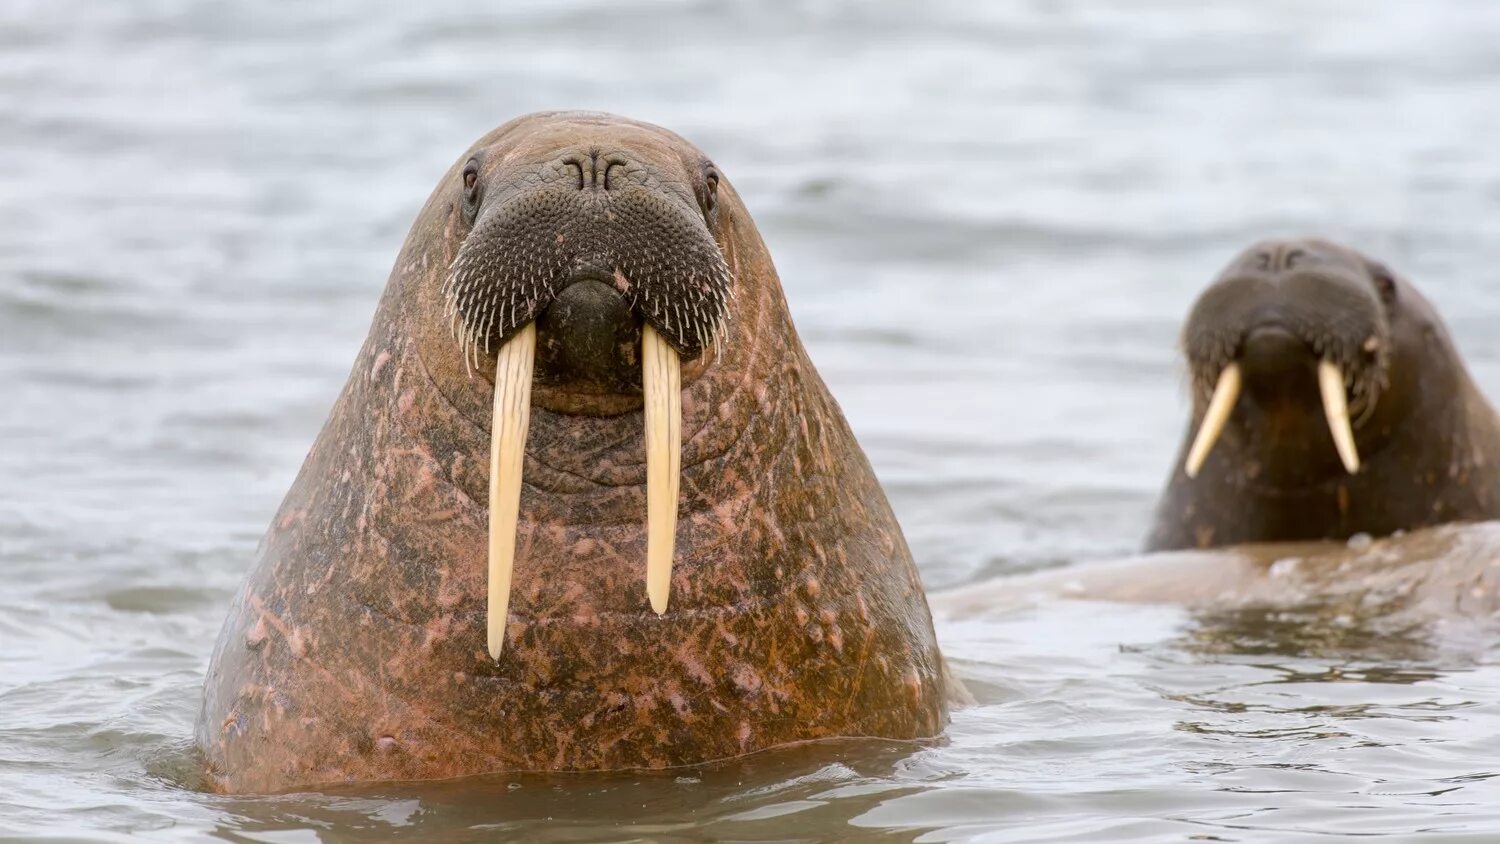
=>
[1148,238,1500,551]
[934,520,1500,630]
[198,112,946,794]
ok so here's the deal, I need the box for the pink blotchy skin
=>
[196,113,948,794]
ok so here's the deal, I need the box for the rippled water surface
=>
[4,1,1500,840]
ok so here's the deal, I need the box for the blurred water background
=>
[3,0,1500,840]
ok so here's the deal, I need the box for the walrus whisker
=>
[488,321,536,659]
[1317,359,1361,474]
[642,323,682,615]
[1185,362,1241,478]
[479,303,495,355]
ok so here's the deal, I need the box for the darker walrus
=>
[1148,237,1500,551]
[197,112,947,793]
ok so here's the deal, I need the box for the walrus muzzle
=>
[440,154,732,657]
[1179,256,1391,479]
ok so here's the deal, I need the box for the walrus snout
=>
[1179,240,1394,479]
[535,278,642,393]
[442,142,731,367]
[1237,323,1321,402]
[1241,325,1310,376]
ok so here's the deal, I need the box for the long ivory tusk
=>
[1185,363,1242,478]
[1317,359,1361,474]
[488,322,536,659]
[642,324,681,615]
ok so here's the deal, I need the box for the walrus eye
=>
[462,160,481,216]
[700,167,719,222]
[1370,266,1397,307]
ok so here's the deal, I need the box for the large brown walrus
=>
[197,112,948,793]
[1148,238,1500,551]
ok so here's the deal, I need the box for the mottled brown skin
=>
[197,112,947,794]
[1148,238,1500,551]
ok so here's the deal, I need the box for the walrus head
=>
[1147,237,1500,551]
[1178,238,1402,484]
[410,113,743,656]
[442,121,732,377]
[197,111,944,792]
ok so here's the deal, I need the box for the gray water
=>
[4,1,1500,840]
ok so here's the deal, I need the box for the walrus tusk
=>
[642,323,681,615]
[488,322,536,659]
[1185,362,1241,478]
[1317,359,1361,474]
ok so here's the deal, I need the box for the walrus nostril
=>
[602,160,624,190]
[562,152,626,191]
[1240,325,1312,376]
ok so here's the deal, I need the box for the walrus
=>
[1147,238,1500,551]
[197,112,948,794]
[933,520,1500,641]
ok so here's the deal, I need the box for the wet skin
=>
[197,112,948,794]
[1148,238,1500,551]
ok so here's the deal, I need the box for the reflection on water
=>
[4,0,1500,840]
[1180,600,1434,662]
[215,744,931,843]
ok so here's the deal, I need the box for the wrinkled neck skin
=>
[1149,280,1500,551]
